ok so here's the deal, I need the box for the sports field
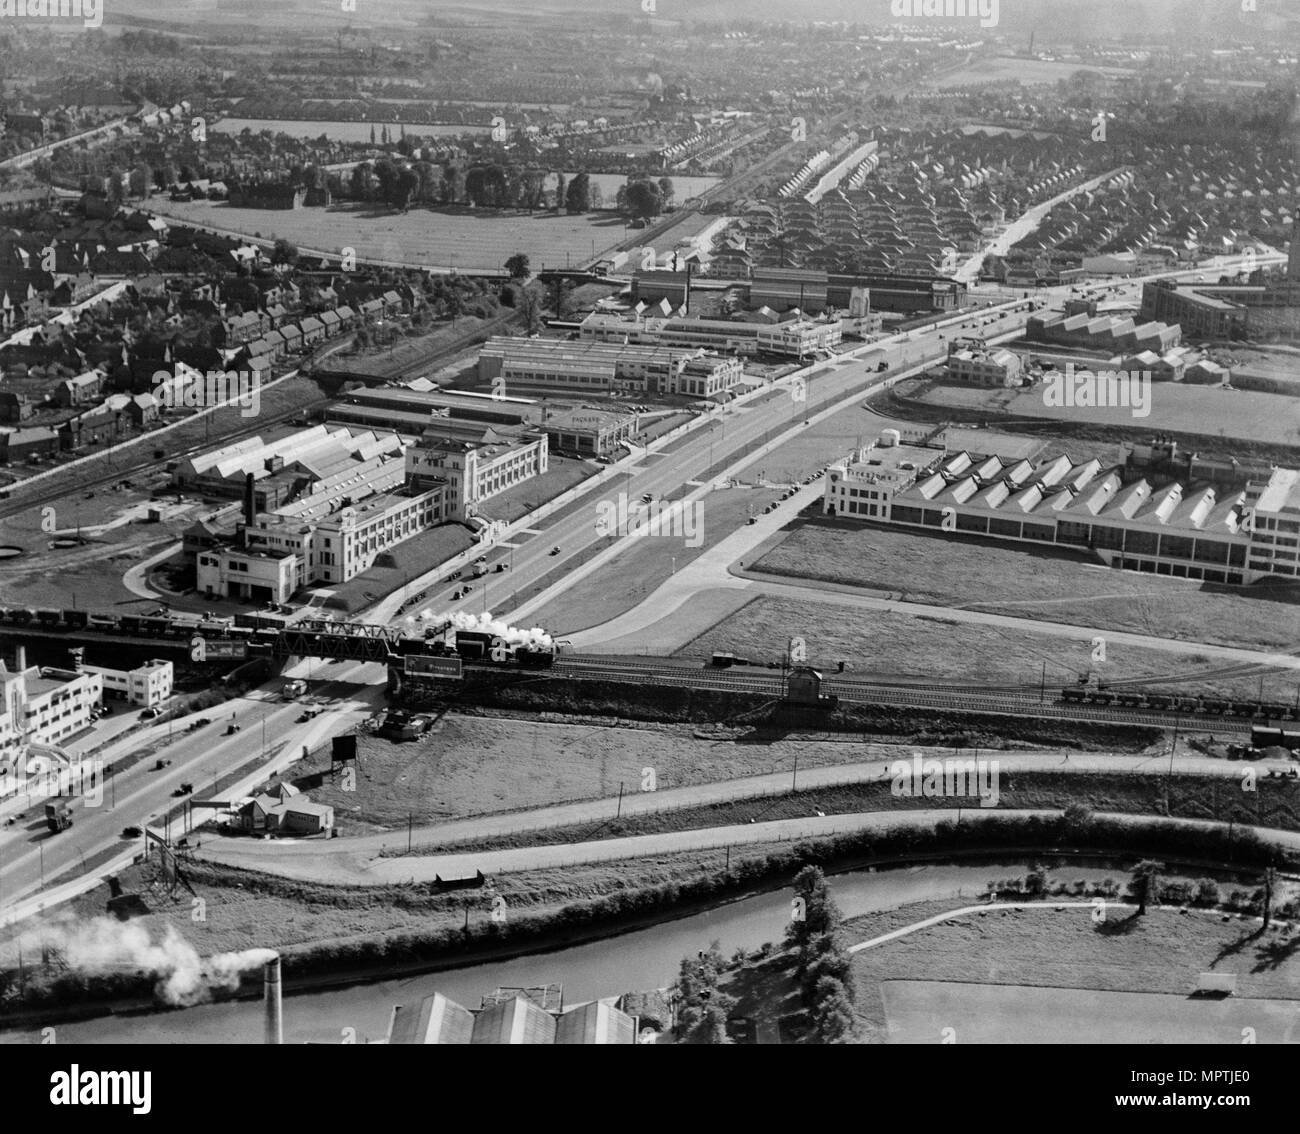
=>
[146,198,633,272]
[881,981,1299,1043]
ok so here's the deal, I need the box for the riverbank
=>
[3,810,1294,1024]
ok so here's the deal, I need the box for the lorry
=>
[283,679,308,699]
[45,800,72,832]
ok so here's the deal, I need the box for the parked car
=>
[140,707,160,719]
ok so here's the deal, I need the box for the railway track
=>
[551,657,1251,733]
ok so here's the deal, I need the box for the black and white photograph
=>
[0,0,1296,1091]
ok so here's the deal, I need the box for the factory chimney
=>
[263,955,283,1045]
[242,472,256,545]
[14,645,26,672]
[684,261,692,316]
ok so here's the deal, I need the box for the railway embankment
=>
[394,671,1161,751]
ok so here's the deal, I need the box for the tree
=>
[657,176,675,209]
[271,238,299,266]
[1130,860,1165,916]
[809,976,857,1044]
[565,171,591,214]
[589,182,604,210]
[517,284,543,335]
[625,178,662,220]
[784,865,842,954]
[504,253,530,280]
[128,163,152,200]
[673,942,736,1044]
[1262,864,1278,930]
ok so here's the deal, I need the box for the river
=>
[0,859,1132,1044]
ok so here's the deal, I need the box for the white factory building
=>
[824,430,1300,586]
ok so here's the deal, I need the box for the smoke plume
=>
[12,916,277,1006]
[417,609,553,649]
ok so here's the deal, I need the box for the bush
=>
[1193,879,1220,907]
[1159,880,1195,906]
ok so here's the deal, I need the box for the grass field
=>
[844,902,1300,1042]
[750,517,1300,656]
[927,56,1138,89]
[282,713,1043,833]
[683,594,1299,698]
[147,198,633,272]
[901,375,1300,447]
[880,980,1299,1043]
[397,771,1300,855]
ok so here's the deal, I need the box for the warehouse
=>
[824,429,1300,585]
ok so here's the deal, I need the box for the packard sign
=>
[190,636,249,662]
[405,655,464,679]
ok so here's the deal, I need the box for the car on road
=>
[747,516,758,524]
[155,758,172,770]
[550,545,562,555]
[173,783,193,796]
[140,707,160,719]
[225,723,241,735]
[121,826,142,839]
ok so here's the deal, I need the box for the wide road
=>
[0,658,384,914]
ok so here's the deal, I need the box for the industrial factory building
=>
[579,310,842,360]
[386,986,637,1045]
[478,335,744,398]
[327,384,639,458]
[0,649,103,754]
[404,423,548,521]
[824,429,1300,586]
[191,426,450,604]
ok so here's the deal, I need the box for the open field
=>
[146,198,633,272]
[684,593,1300,698]
[281,714,1036,833]
[845,902,1300,1042]
[927,56,1138,89]
[899,375,1300,447]
[751,517,1300,655]
[397,771,1300,855]
[881,980,1299,1043]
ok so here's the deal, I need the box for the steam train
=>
[1060,685,1300,721]
[401,628,558,669]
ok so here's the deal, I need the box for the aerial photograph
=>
[0,0,1296,1087]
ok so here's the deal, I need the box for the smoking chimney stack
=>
[263,955,282,1045]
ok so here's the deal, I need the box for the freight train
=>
[1060,685,1300,720]
[0,605,290,640]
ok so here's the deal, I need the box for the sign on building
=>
[404,655,463,679]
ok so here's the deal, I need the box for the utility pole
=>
[616,782,624,819]
[407,812,412,853]
[1039,661,1046,704]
